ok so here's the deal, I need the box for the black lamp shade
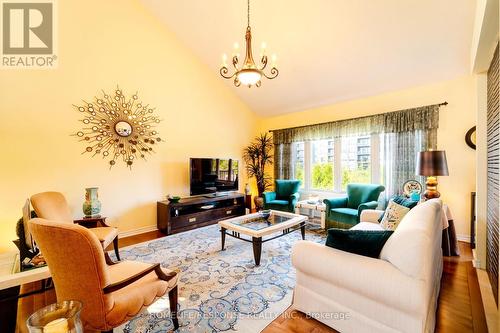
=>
[416,150,449,176]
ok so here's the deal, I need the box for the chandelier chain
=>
[247,0,250,27]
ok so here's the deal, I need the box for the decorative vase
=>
[82,187,101,217]
[410,189,420,202]
[244,183,251,195]
[254,196,264,211]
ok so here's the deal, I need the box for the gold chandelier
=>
[220,0,278,87]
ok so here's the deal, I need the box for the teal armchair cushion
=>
[263,192,276,203]
[263,179,301,213]
[325,228,394,258]
[346,183,385,209]
[323,197,348,210]
[324,183,385,227]
[275,180,301,199]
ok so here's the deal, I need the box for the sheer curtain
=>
[382,129,437,197]
[273,143,292,179]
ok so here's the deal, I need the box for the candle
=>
[43,318,69,333]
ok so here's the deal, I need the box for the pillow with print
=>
[379,200,410,231]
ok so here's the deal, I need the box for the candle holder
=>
[26,300,83,333]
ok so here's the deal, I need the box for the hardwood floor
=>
[16,234,487,333]
[263,242,488,333]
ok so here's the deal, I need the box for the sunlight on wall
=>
[0,0,258,246]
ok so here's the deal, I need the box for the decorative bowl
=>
[259,210,271,220]
[167,196,181,203]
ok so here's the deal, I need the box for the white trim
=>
[304,141,312,191]
[456,234,471,243]
[119,225,158,238]
[334,138,342,191]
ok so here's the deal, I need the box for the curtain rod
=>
[268,101,448,133]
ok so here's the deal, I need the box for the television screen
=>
[190,158,239,195]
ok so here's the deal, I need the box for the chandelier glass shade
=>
[220,0,278,87]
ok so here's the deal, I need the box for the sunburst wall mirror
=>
[73,87,163,169]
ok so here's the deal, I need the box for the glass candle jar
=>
[26,300,83,333]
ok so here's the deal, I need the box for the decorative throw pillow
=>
[325,228,394,258]
[378,195,418,222]
[379,200,410,230]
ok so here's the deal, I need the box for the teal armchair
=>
[324,183,385,229]
[263,180,301,212]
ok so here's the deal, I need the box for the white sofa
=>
[291,199,443,333]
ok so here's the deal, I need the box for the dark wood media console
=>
[157,193,245,235]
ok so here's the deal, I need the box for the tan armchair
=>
[30,191,121,261]
[28,218,179,332]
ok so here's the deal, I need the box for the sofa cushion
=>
[379,200,410,231]
[380,199,442,279]
[378,195,418,222]
[350,222,384,231]
[325,228,394,258]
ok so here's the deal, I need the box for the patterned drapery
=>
[271,104,440,196]
[272,105,439,144]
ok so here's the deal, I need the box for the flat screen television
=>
[190,158,239,196]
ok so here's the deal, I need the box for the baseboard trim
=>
[456,234,471,243]
[119,225,158,238]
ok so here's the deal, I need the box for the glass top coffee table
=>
[218,210,308,266]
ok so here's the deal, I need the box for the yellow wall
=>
[0,0,257,246]
[259,75,477,238]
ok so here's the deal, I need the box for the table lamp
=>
[416,150,449,199]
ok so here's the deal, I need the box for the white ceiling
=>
[140,0,476,116]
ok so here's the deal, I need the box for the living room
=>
[0,0,498,332]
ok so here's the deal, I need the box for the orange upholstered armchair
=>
[29,218,179,332]
[30,191,121,261]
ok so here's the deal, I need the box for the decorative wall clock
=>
[73,87,163,169]
[465,126,476,150]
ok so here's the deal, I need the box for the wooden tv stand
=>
[157,193,245,235]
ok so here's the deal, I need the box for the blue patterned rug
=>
[112,222,326,333]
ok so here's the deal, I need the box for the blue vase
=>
[410,190,420,202]
[82,187,101,217]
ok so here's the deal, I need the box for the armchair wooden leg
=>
[168,286,179,330]
[113,237,121,261]
[102,330,113,333]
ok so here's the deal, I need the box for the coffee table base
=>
[220,222,306,266]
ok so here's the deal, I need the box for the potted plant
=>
[242,133,273,210]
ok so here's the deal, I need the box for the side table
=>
[295,200,326,229]
[73,215,108,228]
[442,205,459,256]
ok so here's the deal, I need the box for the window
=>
[311,140,334,190]
[341,136,371,190]
[230,160,239,182]
[292,135,379,193]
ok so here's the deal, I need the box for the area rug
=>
[111,222,326,333]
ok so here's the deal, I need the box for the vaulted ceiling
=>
[141,0,476,116]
